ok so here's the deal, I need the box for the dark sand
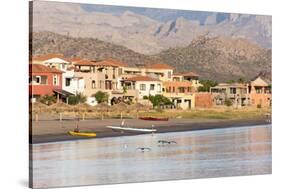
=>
[30,118,270,144]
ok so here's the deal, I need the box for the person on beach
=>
[74,117,80,133]
[74,124,80,133]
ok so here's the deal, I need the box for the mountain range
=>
[31,32,271,82]
[31,1,272,55]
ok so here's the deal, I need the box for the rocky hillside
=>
[31,32,271,82]
[31,32,153,65]
[152,35,271,81]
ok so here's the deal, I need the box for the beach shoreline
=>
[31,118,271,144]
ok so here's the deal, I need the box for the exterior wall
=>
[63,70,85,94]
[195,93,213,108]
[249,93,271,107]
[135,81,162,99]
[29,72,62,96]
[164,92,195,109]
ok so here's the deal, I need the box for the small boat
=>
[107,126,157,133]
[68,131,97,137]
[139,117,169,121]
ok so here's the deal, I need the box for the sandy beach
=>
[30,118,270,144]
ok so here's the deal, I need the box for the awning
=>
[53,89,74,97]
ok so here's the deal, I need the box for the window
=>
[105,81,112,90]
[140,84,146,91]
[65,78,71,87]
[36,76,41,84]
[53,75,59,86]
[150,84,155,91]
[255,87,262,94]
[168,71,172,79]
[178,87,185,93]
[32,76,47,85]
[118,68,123,75]
[230,88,236,94]
[91,80,96,89]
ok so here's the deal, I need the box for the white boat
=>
[107,126,157,133]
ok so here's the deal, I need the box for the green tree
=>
[122,86,127,94]
[227,79,235,84]
[148,95,173,107]
[39,94,56,105]
[237,77,245,84]
[93,91,109,103]
[68,93,87,105]
[198,80,218,92]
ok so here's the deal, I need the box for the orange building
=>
[29,64,63,100]
[163,81,195,109]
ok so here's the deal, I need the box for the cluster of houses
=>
[29,54,272,109]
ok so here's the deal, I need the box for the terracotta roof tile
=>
[144,63,173,70]
[32,54,65,61]
[74,59,96,66]
[94,59,127,67]
[175,72,199,77]
[29,64,63,73]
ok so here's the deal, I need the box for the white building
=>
[121,75,163,99]
[64,69,85,95]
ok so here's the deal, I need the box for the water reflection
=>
[32,125,272,188]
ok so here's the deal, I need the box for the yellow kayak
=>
[68,131,97,137]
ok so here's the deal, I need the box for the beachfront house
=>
[248,76,272,108]
[173,72,202,91]
[163,81,195,109]
[74,59,127,104]
[29,64,63,103]
[210,83,249,108]
[120,75,163,100]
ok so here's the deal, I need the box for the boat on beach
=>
[107,126,157,133]
[139,117,169,121]
[68,131,97,137]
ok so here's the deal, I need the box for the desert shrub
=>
[224,99,233,107]
[143,95,149,100]
[68,93,87,105]
[93,91,109,103]
[39,94,56,105]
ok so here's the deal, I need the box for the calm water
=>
[32,125,272,188]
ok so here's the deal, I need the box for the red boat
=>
[139,117,169,121]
